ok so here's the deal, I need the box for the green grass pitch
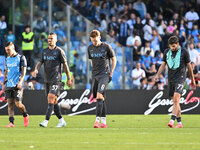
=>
[0,115,199,150]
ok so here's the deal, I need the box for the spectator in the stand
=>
[99,2,110,19]
[131,62,145,89]
[108,16,119,34]
[99,13,107,33]
[53,24,67,47]
[173,29,185,47]
[110,2,118,17]
[118,16,129,46]
[134,16,143,37]
[188,43,199,66]
[179,19,186,37]
[22,25,34,69]
[141,13,155,27]
[178,5,186,18]
[172,13,180,27]
[107,29,118,44]
[126,29,141,47]
[153,50,163,70]
[25,70,40,90]
[157,20,167,37]
[127,13,136,34]
[87,1,97,22]
[38,32,48,53]
[185,7,199,35]
[150,28,162,52]
[0,15,7,55]
[143,19,152,42]
[33,15,47,39]
[76,0,87,17]
[119,4,129,19]
[127,2,140,17]
[141,50,153,72]
[141,41,154,57]
[146,63,157,79]
[132,40,142,67]
[167,20,175,34]
[191,24,199,44]
[133,0,147,19]
[162,28,173,51]
[157,74,166,90]
[6,30,15,43]
[0,69,4,90]
[157,19,167,51]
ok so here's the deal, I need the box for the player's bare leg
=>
[168,93,181,128]
[5,98,15,127]
[15,101,29,127]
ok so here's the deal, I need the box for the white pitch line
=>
[68,107,96,116]
[0,140,200,145]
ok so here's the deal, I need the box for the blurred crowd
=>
[1,0,200,90]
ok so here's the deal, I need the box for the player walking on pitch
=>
[3,42,29,127]
[33,33,72,127]
[88,30,116,128]
[154,36,196,128]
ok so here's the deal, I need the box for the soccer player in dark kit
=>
[88,30,116,128]
[154,36,196,128]
[33,33,72,127]
[3,42,29,127]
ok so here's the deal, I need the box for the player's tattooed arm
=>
[110,56,116,77]
[187,62,196,86]
[17,66,26,90]
[63,62,72,87]
[33,61,43,77]
[63,62,71,79]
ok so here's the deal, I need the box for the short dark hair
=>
[5,42,14,47]
[25,25,31,29]
[49,32,57,36]
[168,36,179,45]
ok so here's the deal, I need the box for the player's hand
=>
[153,74,159,82]
[17,81,23,90]
[32,69,38,77]
[67,79,72,87]
[191,80,196,89]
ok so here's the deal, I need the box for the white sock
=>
[170,119,174,124]
[101,117,106,124]
[95,117,100,123]
[59,118,64,122]
[178,122,182,125]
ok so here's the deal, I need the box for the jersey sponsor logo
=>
[44,56,56,60]
[7,62,18,67]
[144,90,200,115]
[57,89,96,116]
[91,53,104,58]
